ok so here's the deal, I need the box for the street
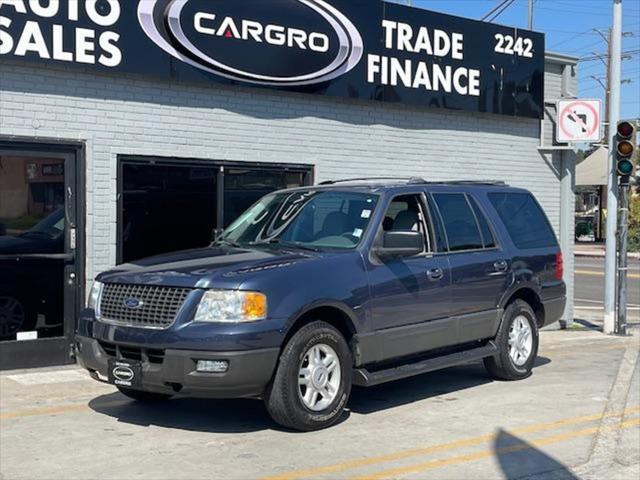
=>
[1,255,639,479]
[574,256,640,325]
[1,331,639,479]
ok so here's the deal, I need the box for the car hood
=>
[96,246,320,289]
[0,234,57,254]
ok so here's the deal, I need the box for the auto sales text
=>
[0,0,121,67]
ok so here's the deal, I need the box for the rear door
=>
[430,192,510,343]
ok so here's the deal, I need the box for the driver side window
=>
[382,194,431,253]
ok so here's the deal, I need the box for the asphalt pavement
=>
[1,330,638,480]
[574,256,640,326]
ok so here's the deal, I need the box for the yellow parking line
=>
[576,269,640,279]
[263,407,640,480]
[0,400,127,421]
[353,418,640,480]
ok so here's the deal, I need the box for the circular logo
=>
[113,366,135,382]
[137,0,364,86]
[124,298,143,309]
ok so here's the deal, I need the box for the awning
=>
[576,146,609,186]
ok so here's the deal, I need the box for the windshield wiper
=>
[213,238,242,248]
[266,239,320,252]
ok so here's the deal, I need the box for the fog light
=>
[196,360,229,373]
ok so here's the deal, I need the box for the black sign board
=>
[0,0,545,118]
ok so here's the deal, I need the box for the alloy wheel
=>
[298,343,341,412]
[0,296,26,338]
[508,315,533,367]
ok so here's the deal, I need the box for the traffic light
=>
[615,120,637,176]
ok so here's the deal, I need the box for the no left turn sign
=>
[557,99,602,143]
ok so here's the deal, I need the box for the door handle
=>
[494,260,509,272]
[427,268,444,280]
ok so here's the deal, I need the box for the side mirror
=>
[376,231,424,258]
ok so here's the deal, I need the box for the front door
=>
[0,147,79,369]
[366,193,452,362]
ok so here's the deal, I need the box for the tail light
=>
[555,250,564,280]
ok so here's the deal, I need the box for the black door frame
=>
[116,155,314,264]
[0,138,85,370]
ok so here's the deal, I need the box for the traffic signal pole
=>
[603,0,622,335]
[617,175,630,335]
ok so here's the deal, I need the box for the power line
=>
[486,0,516,22]
[481,0,515,22]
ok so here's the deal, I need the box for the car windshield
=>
[218,190,379,250]
[21,208,65,239]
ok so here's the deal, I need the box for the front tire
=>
[264,321,352,431]
[484,299,539,381]
[117,386,172,402]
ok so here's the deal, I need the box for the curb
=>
[575,251,640,260]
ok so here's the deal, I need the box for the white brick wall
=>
[0,60,574,319]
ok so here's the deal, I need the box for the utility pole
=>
[528,0,534,29]
[603,0,622,335]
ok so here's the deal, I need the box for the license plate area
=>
[107,359,142,388]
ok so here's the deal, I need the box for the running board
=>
[352,342,499,387]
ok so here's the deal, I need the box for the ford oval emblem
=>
[137,0,364,86]
[124,298,143,309]
[113,366,135,382]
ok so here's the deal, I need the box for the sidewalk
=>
[575,242,640,260]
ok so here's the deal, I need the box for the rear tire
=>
[264,321,352,431]
[117,386,172,402]
[484,299,539,381]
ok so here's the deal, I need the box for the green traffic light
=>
[617,159,634,176]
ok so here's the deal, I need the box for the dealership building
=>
[0,0,578,369]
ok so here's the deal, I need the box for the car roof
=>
[279,178,529,195]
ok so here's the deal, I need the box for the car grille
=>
[99,341,165,364]
[99,284,192,329]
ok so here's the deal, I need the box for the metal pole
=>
[617,177,630,335]
[603,0,622,335]
[528,0,534,29]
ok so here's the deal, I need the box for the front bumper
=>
[76,335,279,398]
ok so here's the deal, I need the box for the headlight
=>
[194,290,267,323]
[87,281,103,318]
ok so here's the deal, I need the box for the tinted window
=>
[488,193,557,249]
[469,197,496,248]
[425,196,448,252]
[433,193,483,251]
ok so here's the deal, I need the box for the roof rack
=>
[318,178,508,187]
[318,176,427,185]
[433,180,508,186]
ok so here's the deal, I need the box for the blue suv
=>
[77,178,566,431]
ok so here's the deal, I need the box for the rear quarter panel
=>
[472,189,566,306]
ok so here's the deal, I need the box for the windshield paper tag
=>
[361,210,371,219]
[353,228,363,238]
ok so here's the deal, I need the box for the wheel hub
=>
[311,366,329,389]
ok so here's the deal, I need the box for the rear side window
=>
[488,193,558,249]
[468,197,496,248]
[432,193,484,251]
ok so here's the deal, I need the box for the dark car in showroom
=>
[76,178,566,431]
[0,208,66,340]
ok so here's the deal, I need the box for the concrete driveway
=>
[1,330,638,480]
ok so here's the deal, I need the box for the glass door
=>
[0,149,78,369]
